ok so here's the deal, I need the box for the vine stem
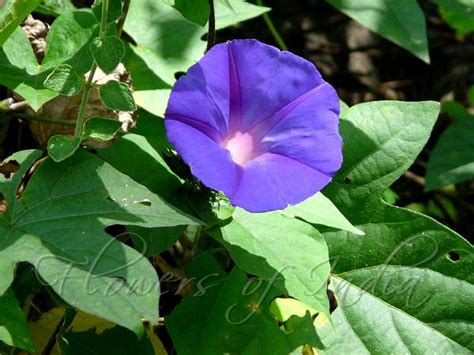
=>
[73,0,109,138]
[206,0,216,52]
[74,67,96,137]
[256,0,288,51]
[8,113,75,126]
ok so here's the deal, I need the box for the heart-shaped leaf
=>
[90,36,125,74]
[43,64,84,96]
[326,0,430,63]
[99,80,136,112]
[82,117,122,142]
[0,11,98,110]
[47,135,81,162]
[318,101,473,352]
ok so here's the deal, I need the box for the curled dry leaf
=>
[22,15,49,62]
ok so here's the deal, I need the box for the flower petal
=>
[165,119,239,195]
[165,39,343,213]
[259,82,342,175]
[231,153,332,212]
[165,44,231,140]
[227,39,325,133]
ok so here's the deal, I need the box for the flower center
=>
[224,131,255,165]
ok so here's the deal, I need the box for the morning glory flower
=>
[164,39,342,212]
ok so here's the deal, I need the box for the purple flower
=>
[164,39,342,212]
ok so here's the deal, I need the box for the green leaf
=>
[131,110,174,155]
[98,131,181,201]
[209,208,331,316]
[97,125,195,258]
[39,11,97,73]
[469,85,474,106]
[166,255,322,353]
[381,187,399,205]
[0,11,97,110]
[0,0,41,47]
[0,28,55,111]
[43,64,84,96]
[0,289,34,352]
[324,101,441,211]
[0,150,43,222]
[339,99,349,115]
[318,101,473,352]
[162,0,210,26]
[122,44,172,118]
[60,326,154,355]
[218,0,234,10]
[123,0,270,86]
[326,0,430,63]
[441,101,473,121]
[35,0,76,17]
[47,135,81,162]
[92,0,123,23]
[82,116,122,142]
[319,275,472,354]
[283,193,364,235]
[90,36,125,74]
[425,118,474,190]
[99,80,136,111]
[270,298,317,322]
[432,0,474,35]
[130,225,186,257]
[0,149,198,335]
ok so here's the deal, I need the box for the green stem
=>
[99,0,109,38]
[206,0,216,52]
[74,66,96,137]
[73,0,109,138]
[117,0,131,37]
[256,0,288,51]
[7,113,75,127]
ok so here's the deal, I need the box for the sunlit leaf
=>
[0,149,198,334]
[99,81,136,111]
[82,117,121,142]
[210,208,331,316]
[319,101,473,352]
[90,36,125,74]
[43,64,84,96]
[47,135,81,162]
[0,0,41,46]
[0,289,34,352]
[327,0,430,62]
[0,11,97,110]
